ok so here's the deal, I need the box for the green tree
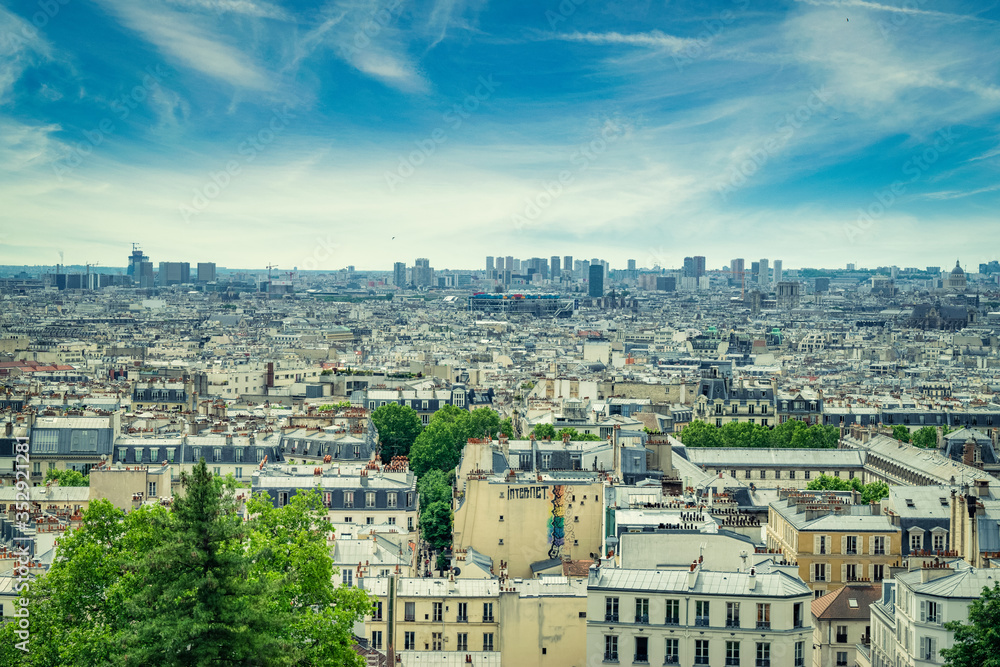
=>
[8,460,372,666]
[532,423,557,440]
[371,403,423,462]
[720,422,771,448]
[558,427,601,441]
[679,420,725,447]
[860,480,890,505]
[421,500,454,551]
[806,474,853,491]
[499,418,514,438]
[912,426,939,448]
[891,425,911,443]
[464,407,501,440]
[417,469,452,507]
[941,582,1000,667]
[409,420,464,477]
[43,468,89,486]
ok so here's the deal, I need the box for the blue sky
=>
[1,0,999,272]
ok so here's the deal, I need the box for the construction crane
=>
[264,264,278,293]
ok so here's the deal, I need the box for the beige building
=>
[89,463,173,510]
[361,575,587,666]
[811,581,881,667]
[766,490,901,597]
[586,563,813,666]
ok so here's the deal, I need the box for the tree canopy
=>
[371,402,423,462]
[942,582,1000,667]
[891,425,911,443]
[806,474,890,504]
[43,468,89,487]
[679,419,839,448]
[2,459,373,666]
[409,406,502,477]
[912,426,939,448]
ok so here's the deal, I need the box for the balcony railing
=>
[664,617,679,626]
[635,614,649,625]
[603,652,618,663]
[605,614,619,623]
[403,614,415,622]
[836,634,848,644]
[726,620,741,629]
[664,656,679,666]
[756,622,771,630]
[456,616,468,623]
[756,660,771,667]
[726,659,741,666]
[634,654,649,664]
[695,616,710,627]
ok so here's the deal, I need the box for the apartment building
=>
[866,561,993,667]
[811,582,881,667]
[586,563,813,666]
[766,490,901,597]
[693,371,776,427]
[361,575,587,666]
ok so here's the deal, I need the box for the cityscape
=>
[3,0,1000,665]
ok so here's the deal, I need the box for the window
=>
[32,430,59,453]
[235,448,244,463]
[817,535,828,554]
[542,454,551,469]
[483,602,493,622]
[408,516,414,531]
[150,447,159,462]
[634,636,648,664]
[366,492,376,508]
[213,467,221,476]
[167,447,176,463]
[387,492,397,508]
[635,598,649,624]
[804,470,811,480]
[846,564,858,581]
[213,447,222,462]
[695,639,709,665]
[483,632,494,651]
[235,467,242,479]
[342,569,353,587]
[457,632,468,651]
[432,632,442,651]
[404,601,415,621]
[192,447,202,462]
[760,470,766,479]
[794,641,804,667]
[605,597,619,622]
[873,564,884,581]
[836,625,848,643]
[793,602,803,629]
[933,532,946,551]
[835,651,847,666]
[407,492,414,507]
[726,640,740,666]
[756,603,770,629]
[911,532,923,552]
[371,631,382,650]
[745,469,751,479]
[814,563,827,582]
[727,601,741,628]
[756,642,770,667]
[789,470,795,479]
[845,535,858,554]
[604,635,619,662]
[665,638,679,664]
[373,601,382,621]
[457,602,468,622]
[665,599,679,625]
[922,600,941,624]
[117,447,127,463]
[696,600,710,626]
[873,536,886,555]
[433,602,442,622]
[404,632,415,650]
[344,491,354,508]
[921,636,937,660]
[148,482,157,498]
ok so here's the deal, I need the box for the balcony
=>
[634,654,649,664]
[756,661,771,667]
[836,634,848,644]
[695,616,710,627]
[726,621,741,629]
[695,658,709,666]
[726,660,741,666]
[403,614,415,622]
[756,622,771,630]
[635,614,649,625]
[456,616,468,623]
[664,656,679,666]
[603,653,619,663]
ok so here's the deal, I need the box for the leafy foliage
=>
[43,468,89,487]
[532,423,557,440]
[891,425,911,443]
[499,418,514,438]
[679,419,839,448]
[941,582,1000,667]
[557,427,602,441]
[371,403,423,462]
[5,460,372,666]
[805,474,890,504]
[409,406,502,477]
[912,426,939,448]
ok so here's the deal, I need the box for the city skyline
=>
[1,1,998,269]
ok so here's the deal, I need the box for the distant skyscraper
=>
[683,257,695,278]
[158,262,190,286]
[758,258,769,285]
[550,256,560,276]
[393,262,406,288]
[486,256,494,272]
[413,258,432,287]
[627,259,636,271]
[773,259,782,284]
[564,256,573,276]
[512,258,520,272]
[505,255,514,272]
[847,263,856,271]
[197,262,216,283]
[693,256,706,278]
[730,258,745,285]
[588,263,604,297]
[126,243,148,277]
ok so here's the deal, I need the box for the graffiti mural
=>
[547,485,566,559]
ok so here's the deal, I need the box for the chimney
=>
[687,560,700,589]
[747,567,757,591]
[4,421,11,437]
[974,479,991,498]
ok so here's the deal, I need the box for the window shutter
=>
[814,535,820,554]
[868,564,874,580]
[810,565,815,583]
[920,601,926,623]
[841,564,847,584]
[841,536,847,554]
[869,536,875,555]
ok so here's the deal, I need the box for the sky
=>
[0,0,999,272]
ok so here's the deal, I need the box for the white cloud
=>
[547,30,697,53]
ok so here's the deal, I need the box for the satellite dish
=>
[452,567,461,576]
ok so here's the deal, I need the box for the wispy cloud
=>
[546,30,697,53]
[93,0,277,91]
